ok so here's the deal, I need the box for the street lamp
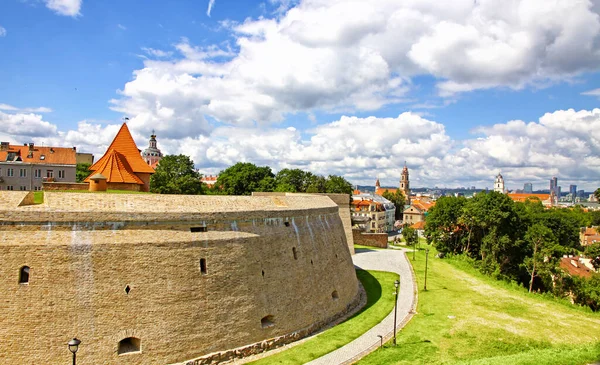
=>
[68,338,81,365]
[393,279,400,346]
[424,248,430,290]
[377,335,383,350]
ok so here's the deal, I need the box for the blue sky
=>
[1,0,600,191]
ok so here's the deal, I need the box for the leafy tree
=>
[585,243,600,270]
[275,168,315,192]
[524,223,558,292]
[306,175,327,193]
[325,175,353,195]
[76,163,92,183]
[403,225,418,249]
[150,155,204,195]
[595,188,600,202]
[382,189,406,220]
[425,196,466,254]
[216,162,275,195]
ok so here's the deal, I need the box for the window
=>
[46,170,53,178]
[190,226,207,232]
[40,155,45,160]
[19,186,26,191]
[261,315,275,328]
[200,258,207,275]
[117,337,141,355]
[7,168,14,177]
[19,168,26,178]
[34,169,41,178]
[19,266,30,284]
[7,186,13,191]
[58,170,65,179]
[332,290,339,300]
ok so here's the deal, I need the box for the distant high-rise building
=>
[577,190,585,198]
[524,183,533,194]
[569,185,577,202]
[550,177,558,195]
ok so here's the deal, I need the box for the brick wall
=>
[42,182,89,191]
[0,193,359,365]
[352,229,388,248]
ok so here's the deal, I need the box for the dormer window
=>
[40,155,45,160]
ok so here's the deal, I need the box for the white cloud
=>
[111,0,600,138]
[141,47,173,58]
[44,0,82,17]
[117,24,127,30]
[582,88,600,96]
[0,111,58,137]
[0,104,52,113]
[207,0,215,16]
[0,26,6,37]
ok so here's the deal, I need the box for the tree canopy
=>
[215,162,276,195]
[381,189,406,220]
[150,155,204,195]
[76,163,91,183]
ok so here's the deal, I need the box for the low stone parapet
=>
[42,182,89,191]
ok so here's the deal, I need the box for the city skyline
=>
[2,0,600,189]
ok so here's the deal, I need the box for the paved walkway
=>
[306,248,417,365]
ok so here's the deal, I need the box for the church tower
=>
[399,162,410,204]
[375,177,381,191]
[141,131,163,168]
[494,173,505,193]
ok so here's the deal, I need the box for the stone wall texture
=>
[0,191,358,365]
[352,229,388,248]
[42,182,89,191]
[253,192,354,255]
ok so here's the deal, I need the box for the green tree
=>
[150,155,204,195]
[324,175,353,195]
[382,189,406,220]
[306,175,327,193]
[76,163,91,183]
[585,243,600,270]
[425,196,467,254]
[595,188,600,202]
[275,168,314,192]
[403,225,418,250]
[216,162,275,195]
[524,223,558,293]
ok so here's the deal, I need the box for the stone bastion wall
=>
[0,191,359,365]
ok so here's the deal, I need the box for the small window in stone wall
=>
[19,266,30,284]
[292,247,298,260]
[284,221,290,227]
[200,258,207,275]
[190,226,207,233]
[118,337,141,355]
[332,290,339,300]
[261,315,275,328]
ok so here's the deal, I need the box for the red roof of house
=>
[85,123,154,185]
[560,257,594,278]
[507,193,551,203]
[376,187,399,196]
[410,221,426,230]
[0,144,76,165]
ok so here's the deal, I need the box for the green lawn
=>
[249,270,398,365]
[358,247,600,365]
[354,244,388,250]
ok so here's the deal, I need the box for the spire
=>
[375,177,380,188]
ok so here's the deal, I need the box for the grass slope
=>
[249,270,398,365]
[358,247,600,365]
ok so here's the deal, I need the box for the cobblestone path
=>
[306,248,417,365]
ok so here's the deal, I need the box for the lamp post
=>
[393,279,400,346]
[377,335,383,350]
[424,248,430,291]
[68,338,81,365]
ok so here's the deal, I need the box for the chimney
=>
[28,143,34,151]
[0,142,8,151]
[72,147,77,151]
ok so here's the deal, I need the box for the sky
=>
[1,0,600,191]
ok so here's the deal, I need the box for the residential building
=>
[507,193,554,207]
[351,193,395,233]
[0,142,77,191]
[75,152,94,165]
[201,175,218,187]
[403,198,435,225]
[560,256,595,278]
[580,227,600,246]
[84,123,156,192]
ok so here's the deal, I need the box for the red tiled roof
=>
[507,193,551,203]
[0,144,76,165]
[410,221,426,230]
[560,257,594,278]
[85,123,154,185]
[375,187,399,196]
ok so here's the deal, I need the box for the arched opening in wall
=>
[118,337,141,355]
[19,266,29,284]
[284,221,290,227]
[200,258,207,275]
[332,290,339,300]
[261,315,275,328]
[190,226,207,233]
[292,247,297,260]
